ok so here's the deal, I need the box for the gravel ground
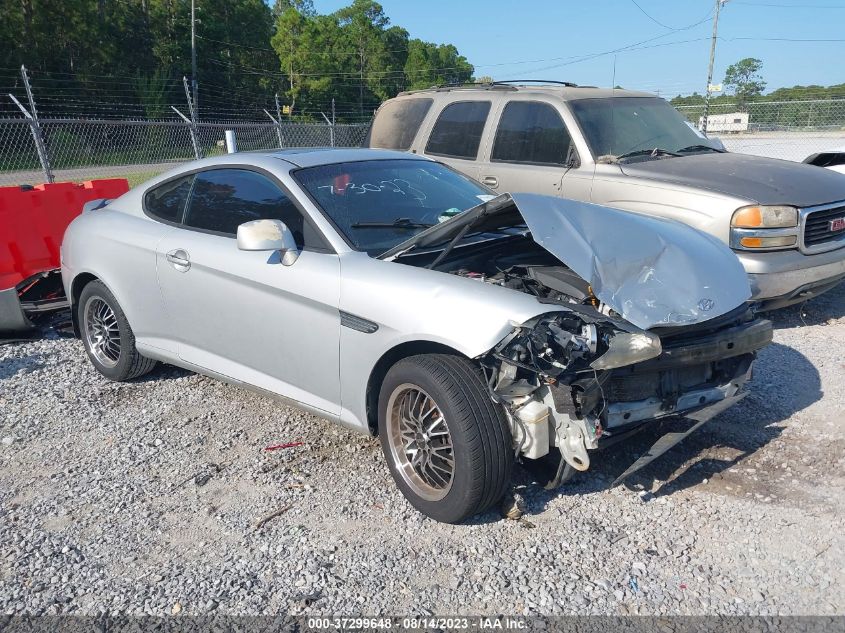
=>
[1,285,843,617]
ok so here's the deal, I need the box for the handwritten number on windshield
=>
[316,178,427,201]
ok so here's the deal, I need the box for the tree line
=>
[0,0,473,122]
[670,58,845,128]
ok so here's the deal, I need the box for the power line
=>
[627,0,682,29]
[733,1,845,7]
[726,36,845,41]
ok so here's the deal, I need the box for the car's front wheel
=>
[78,280,157,381]
[378,354,513,523]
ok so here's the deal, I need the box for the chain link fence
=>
[677,99,845,162]
[0,117,371,187]
[3,99,845,188]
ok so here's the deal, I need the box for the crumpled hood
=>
[382,193,751,330]
[620,153,845,207]
[510,193,750,329]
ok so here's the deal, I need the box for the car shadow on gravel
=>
[768,281,845,330]
[513,341,822,516]
[0,353,44,380]
[131,363,193,383]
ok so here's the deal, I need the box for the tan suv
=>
[367,81,845,309]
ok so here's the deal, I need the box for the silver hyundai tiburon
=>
[61,149,772,523]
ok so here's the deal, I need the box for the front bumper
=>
[0,286,33,334]
[738,246,845,308]
[0,271,69,335]
[600,317,772,429]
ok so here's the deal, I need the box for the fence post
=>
[16,65,54,183]
[274,93,285,148]
[182,76,201,159]
[264,108,284,148]
[320,112,335,147]
[224,130,237,153]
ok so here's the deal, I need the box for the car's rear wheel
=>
[378,354,513,523]
[78,280,157,381]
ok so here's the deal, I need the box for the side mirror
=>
[236,219,300,266]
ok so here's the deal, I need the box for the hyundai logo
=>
[698,298,715,312]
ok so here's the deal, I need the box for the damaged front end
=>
[385,192,773,484]
[481,303,771,485]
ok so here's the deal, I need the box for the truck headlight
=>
[730,205,799,250]
[732,205,797,228]
[590,331,662,370]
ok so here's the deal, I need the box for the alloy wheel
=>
[386,383,454,501]
[83,296,121,368]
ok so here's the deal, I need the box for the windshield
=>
[569,97,719,161]
[294,159,494,255]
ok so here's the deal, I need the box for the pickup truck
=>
[367,82,845,309]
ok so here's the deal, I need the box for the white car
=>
[805,146,845,176]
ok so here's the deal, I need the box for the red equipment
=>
[0,179,129,333]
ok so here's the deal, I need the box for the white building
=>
[698,112,749,133]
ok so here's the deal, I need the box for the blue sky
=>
[312,0,845,96]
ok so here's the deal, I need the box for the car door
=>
[477,100,580,197]
[156,167,341,416]
[419,100,491,182]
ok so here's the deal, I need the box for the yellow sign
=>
[282,105,291,115]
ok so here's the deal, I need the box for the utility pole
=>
[191,0,198,115]
[702,0,729,134]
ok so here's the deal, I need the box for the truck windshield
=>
[294,159,494,256]
[569,97,720,161]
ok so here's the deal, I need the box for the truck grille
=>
[804,204,845,247]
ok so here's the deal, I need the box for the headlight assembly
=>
[590,331,662,370]
[731,205,797,228]
[730,205,799,251]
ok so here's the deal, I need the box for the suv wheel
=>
[78,280,157,381]
[378,354,513,523]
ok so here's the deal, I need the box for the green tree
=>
[404,40,473,90]
[0,0,474,122]
[334,0,392,114]
[272,0,315,19]
[724,57,766,110]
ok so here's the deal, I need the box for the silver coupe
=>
[61,149,772,523]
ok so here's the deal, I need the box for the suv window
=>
[492,101,572,165]
[184,169,312,246]
[425,101,491,160]
[368,98,433,150]
[144,174,193,223]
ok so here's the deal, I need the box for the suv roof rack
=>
[492,79,579,87]
[397,79,597,97]
[398,82,518,96]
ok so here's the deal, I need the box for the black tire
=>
[77,280,157,381]
[378,354,513,523]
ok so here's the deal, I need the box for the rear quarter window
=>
[368,99,433,150]
[425,101,491,160]
[143,174,193,223]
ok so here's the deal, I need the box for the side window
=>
[425,101,491,160]
[368,98,433,150]
[143,174,193,223]
[492,101,573,165]
[184,169,312,247]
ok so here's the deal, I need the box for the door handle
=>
[481,176,498,188]
[166,249,191,271]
